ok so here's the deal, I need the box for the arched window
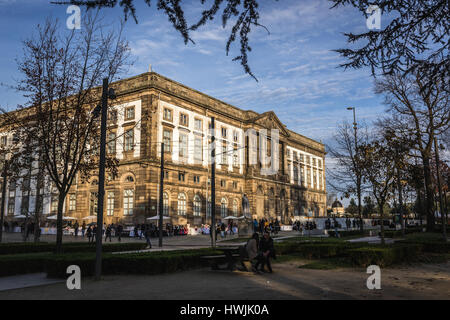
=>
[220,198,228,217]
[193,195,201,217]
[125,176,134,183]
[123,189,134,215]
[232,199,238,216]
[163,192,169,216]
[177,193,186,216]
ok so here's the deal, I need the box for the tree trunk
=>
[422,156,435,231]
[357,175,364,233]
[379,202,385,245]
[55,192,66,254]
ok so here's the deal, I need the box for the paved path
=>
[0,273,64,292]
[1,260,448,300]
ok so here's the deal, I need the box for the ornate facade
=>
[1,72,327,226]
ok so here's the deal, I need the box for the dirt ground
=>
[1,259,449,300]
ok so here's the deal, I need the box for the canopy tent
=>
[223,216,240,220]
[46,215,77,220]
[146,215,171,221]
[82,215,97,220]
[11,215,28,219]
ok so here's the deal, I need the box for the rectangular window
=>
[233,131,238,142]
[318,159,322,168]
[124,129,134,151]
[232,147,239,167]
[107,191,114,216]
[232,181,238,189]
[163,108,173,122]
[107,132,116,154]
[107,110,117,122]
[164,170,169,179]
[179,133,188,159]
[222,144,228,165]
[51,195,58,213]
[299,154,304,163]
[221,127,227,138]
[123,189,134,215]
[125,106,135,121]
[194,136,202,163]
[178,172,185,182]
[221,180,226,188]
[69,194,76,211]
[8,201,14,215]
[163,129,172,152]
[179,113,189,127]
[90,192,98,216]
[193,175,200,183]
[194,118,202,131]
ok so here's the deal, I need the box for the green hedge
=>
[0,253,51,277]
[0,248,222,278]
[46,248,222,278]
[347,244,423,267]
[275,241,367,259]
[0,242,148,255]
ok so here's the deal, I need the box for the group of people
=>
[242,232,276,273]
[253,218,280,235]
[292,220,317,232]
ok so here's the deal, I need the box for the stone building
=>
[0,72,327,226]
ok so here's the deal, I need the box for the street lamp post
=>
[347,107,363,232]
[95,78,116,281]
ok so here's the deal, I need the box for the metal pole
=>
[0,160,8,243]
[158,143,164,248]
[211,117,216,248]
[434,137,447,242]
[95,78,109,280]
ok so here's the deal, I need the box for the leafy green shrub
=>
[45,248,222,278]
[0,253,51,276]
[347,244,422,267]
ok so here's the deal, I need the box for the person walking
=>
[86,226,92,243]
[144,225,152,249]
[116,224,123,242]
[105,225,112,242]
[92,225,97,243]
[81,222,86,237]
[73,221,78,237]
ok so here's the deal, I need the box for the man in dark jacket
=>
[255,232,275,273]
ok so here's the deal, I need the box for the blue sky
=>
[0,0,385,147]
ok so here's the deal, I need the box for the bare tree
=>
[375,73,449,231]
[9,13,130,252]
[326,121,369,232]
[359,135,399,245]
